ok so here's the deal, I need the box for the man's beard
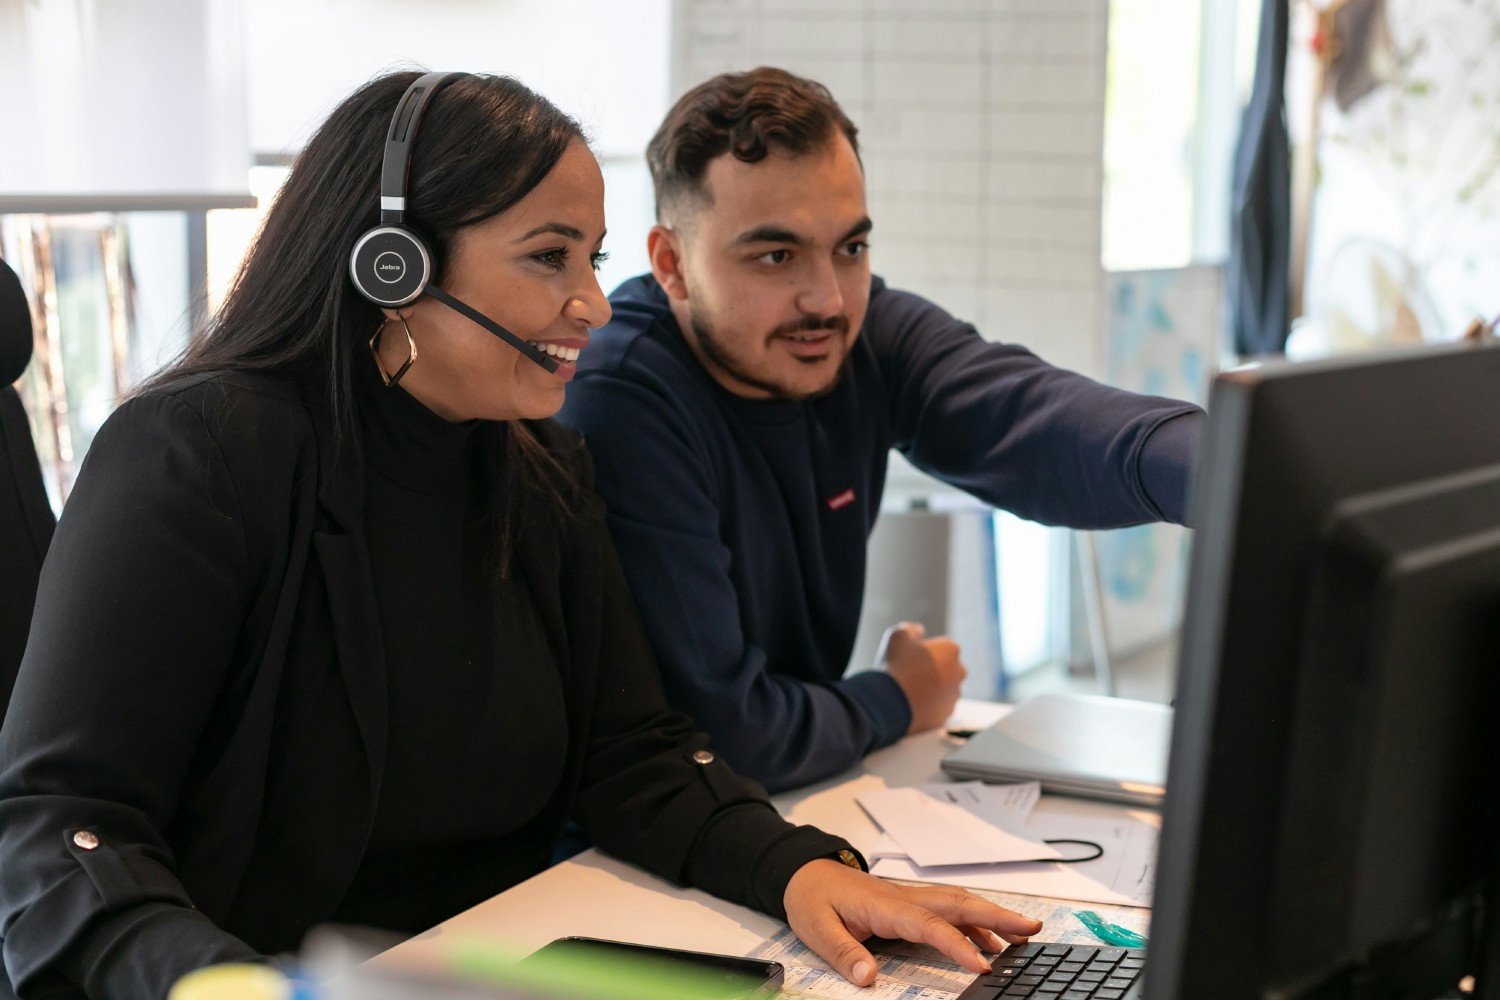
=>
[687,307,851,401]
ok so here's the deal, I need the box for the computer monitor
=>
[1147,338,1500,999]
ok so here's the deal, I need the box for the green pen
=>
[1075,910,1148,949]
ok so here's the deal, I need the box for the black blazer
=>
[0,372,848,1000]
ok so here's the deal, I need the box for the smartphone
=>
[520,936,784,998]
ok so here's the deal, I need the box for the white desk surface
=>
[373,700,1013,975]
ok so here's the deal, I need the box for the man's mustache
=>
[769,314,850,339]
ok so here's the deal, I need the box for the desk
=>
[370,701,1012,977]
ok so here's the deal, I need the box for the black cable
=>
[1043,839,1105,864]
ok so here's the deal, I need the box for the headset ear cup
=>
[349,225,433,307]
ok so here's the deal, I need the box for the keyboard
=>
[954,942,1146,999]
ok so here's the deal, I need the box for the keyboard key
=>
[961,948,1146,1000]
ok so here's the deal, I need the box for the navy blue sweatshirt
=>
[558,275,1203,791]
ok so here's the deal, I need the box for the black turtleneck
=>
[334,367,567,931]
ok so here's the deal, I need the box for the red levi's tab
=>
[826,488,856,511]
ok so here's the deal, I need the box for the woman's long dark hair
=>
[139,71,588,548]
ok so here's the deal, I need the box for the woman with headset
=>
[0,72,1041,999]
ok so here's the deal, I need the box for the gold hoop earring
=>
[370,315,417,387]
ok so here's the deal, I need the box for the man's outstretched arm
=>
[871,285,1204,528]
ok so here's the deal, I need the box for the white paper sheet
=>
[869,796,1159,909]
[916,779,1041,833]
[855,786,1063,867]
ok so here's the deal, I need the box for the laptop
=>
[940,692,1171,807]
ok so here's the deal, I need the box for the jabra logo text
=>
[372,251,407,283]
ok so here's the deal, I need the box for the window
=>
[1102,0,1263,271]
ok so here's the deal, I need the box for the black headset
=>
[348,71,558,373]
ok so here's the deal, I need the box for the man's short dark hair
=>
[647,66,860,223]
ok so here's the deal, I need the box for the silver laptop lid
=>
[940,693,1171,806]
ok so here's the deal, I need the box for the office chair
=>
[0,257,55,719]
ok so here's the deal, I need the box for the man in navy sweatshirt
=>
[557,67,1204,792]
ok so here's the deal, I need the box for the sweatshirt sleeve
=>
[870,287,1205,528]
[0,393,262,999]
[564,453,853,917]
[561,373,909,793]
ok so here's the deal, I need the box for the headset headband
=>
[379,71,459,225]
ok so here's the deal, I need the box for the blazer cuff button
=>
[73,830,100,850]
[691,750,715,765]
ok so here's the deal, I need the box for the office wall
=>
[0,0,250,198]
[241,0,671,160]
